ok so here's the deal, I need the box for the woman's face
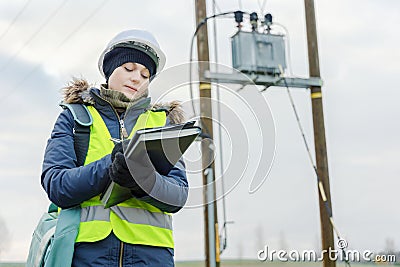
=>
[108,62,150,99]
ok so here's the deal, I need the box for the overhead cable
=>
[0,0,33,43]
[1,0,110,102]
[0,0,69,72]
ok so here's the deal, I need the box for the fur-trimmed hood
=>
[62,78,185,124]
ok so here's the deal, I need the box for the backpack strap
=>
[26,104,89,266]
[60,103,93,167]
[43,206,81,267]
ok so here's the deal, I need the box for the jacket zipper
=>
[95,95,128,141]
[119,119,129,140]
[94,93,127,266]
[119,241,124,267]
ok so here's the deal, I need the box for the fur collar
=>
[62,78,185,124]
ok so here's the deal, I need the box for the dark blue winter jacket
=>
[41,86,189,213]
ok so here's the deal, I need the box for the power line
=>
[257,0,267,15]
[189,11,239,118]
[211,0,229,255]
[0,0,32,43]
[237,0,243,10]
[56,0,109,49]
[284,80,350,267]
[212,0,222,14]
[0,0,69,72]
[0,0,110,102]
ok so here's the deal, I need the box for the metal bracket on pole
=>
[204,70,323,89]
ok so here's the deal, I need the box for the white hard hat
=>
[98,29,166,78]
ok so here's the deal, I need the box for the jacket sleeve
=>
[41,109,111,208]
[137,159,188,213]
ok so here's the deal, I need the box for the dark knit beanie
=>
[103,47,156,81]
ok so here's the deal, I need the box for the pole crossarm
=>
[204,70,323,88]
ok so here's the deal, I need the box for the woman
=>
[41,29,188,266]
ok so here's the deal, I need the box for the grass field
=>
[0,260,389,267]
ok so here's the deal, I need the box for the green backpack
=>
[26,103,92,267]
[26,205,81,267]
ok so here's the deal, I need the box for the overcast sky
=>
[0,0,399,262]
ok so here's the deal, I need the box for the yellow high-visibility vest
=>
[75,106,174,248]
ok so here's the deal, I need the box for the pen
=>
[110,137,122,144]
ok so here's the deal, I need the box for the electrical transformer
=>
[231,31,286,75]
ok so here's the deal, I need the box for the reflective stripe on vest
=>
[75,106,173,248]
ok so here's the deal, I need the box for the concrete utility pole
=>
[194,0,220,267]
[304,1,336,267]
